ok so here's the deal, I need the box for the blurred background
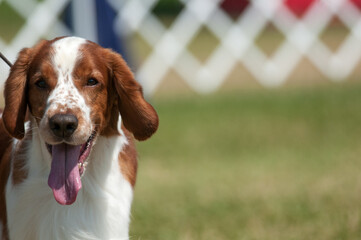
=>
[2,0,361,239]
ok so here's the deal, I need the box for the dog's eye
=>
[35,79,47,89]
[87,78,98,86]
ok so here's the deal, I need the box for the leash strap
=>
[0,52,12,67]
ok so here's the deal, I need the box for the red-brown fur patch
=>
[119,126,138,187]
[2,40,51,139]
[0,114,13,240]
[73,44,112,136]
[103,49,159,141]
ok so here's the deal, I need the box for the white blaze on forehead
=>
[43,37,92,141]
[52,37,86,73]
[49,36,87,111]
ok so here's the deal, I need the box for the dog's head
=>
[2,37,158,205]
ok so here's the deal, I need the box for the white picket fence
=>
[1,0,361,96]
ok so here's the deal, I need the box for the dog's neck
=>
[7,118,133,239]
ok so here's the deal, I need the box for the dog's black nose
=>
[49,114,78,138]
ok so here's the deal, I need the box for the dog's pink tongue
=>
[48,143,82,205]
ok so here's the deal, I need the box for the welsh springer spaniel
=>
[0,36,158,240]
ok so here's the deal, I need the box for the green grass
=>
[0,2,25,43]
[131,84,361,240]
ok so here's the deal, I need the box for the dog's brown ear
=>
[106,50,158,141]
[2,48,32,139]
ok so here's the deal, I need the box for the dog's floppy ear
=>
[2,48,32,139]
[105,50,158,141]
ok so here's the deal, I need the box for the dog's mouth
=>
[46,131,96,205]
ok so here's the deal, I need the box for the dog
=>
[0,36,159,239]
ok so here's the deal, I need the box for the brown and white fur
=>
[0,36,158,240]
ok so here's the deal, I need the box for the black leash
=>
[0,52,12,67]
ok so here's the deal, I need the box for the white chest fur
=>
[6,133,133,240]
